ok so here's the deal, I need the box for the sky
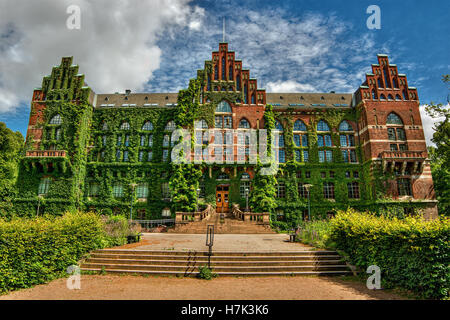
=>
[0,0,448,145]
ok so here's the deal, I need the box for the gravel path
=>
[0,275,408,300]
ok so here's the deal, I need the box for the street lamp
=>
[129,183,137,220]
[245,187,250,212]
[196,188,201,212]
[304,184,313,221]
[36,194,43,216]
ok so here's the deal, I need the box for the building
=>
[14,42,438,222]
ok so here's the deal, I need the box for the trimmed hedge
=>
[0,212,119,293]
[329,209,450,299]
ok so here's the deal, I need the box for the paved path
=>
[119,233,315,251]
[0,275,408,300]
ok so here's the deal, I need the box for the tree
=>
[0,122,24,216]
[425,75,450,216]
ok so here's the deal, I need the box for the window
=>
[161,183,170,199]
[303,150,309,162]
[140,135,145,146]
[317,120,330,131]
[238,119,250,128]
[124,135,130,146]
[163,135,170,147]
[348,182,360,199]
[387,113,403,125]
[55,128,61,140]
[195,119,208,129]
[138,151,144,161]
[142,121,153,131]
[162,149,169,162]
[148,135,153,147]
[353,171,359,178]
[294,120,307,131]
[330,171,335,178]
[338,120,352,132]
[165,121,176,131]
[305,171,311,178]
[323,182,335,199]
[217,173,230,180]
[116,136,122,146]
[387,113,407,150]
[319,150,333,162]
[115,150,121,161]
[123,151,129,162]
[49,114,62,125]
[298,183,309,198]
[295,150,301,162]
[318,135,332,147]
[102,122,108,130]
[38,178,51,195]
[240,181,251,198]
[120,122,130,130]
[88,182,99,197]
[216,101,232,113]
[276,182,286,198]
[278,149,286,163]
[397,178,412,196]
[113,184,124,198]
[136,183,148,199]
[162,208,171,217]
[396,128,406,141]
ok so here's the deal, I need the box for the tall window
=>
[215,101,233,133]
[38,178,51,195]
[113,183,124,198]
[88,182,99,197]
[222,57,226,80]
[339,120,357,163]
[317,120,332,163]
[397,178,412,196]
[347,182,360,199]
[386,113,407,151]
[298,183,309,199]
[102,122,108,130]
[323,182,335,199]
[165,121,176,131]
[136,183,148,199]
[161,182,171,199]
[276,182,286,198]
[293,120,308,162]
[142,121,153,131]
[240,181,251,198]
[274,120,285,163]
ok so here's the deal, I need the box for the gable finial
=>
[223,17,225,42]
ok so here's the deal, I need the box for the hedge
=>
[329,209,450,299]
[0,211,122,293]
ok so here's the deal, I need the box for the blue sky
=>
[0,0,448,144]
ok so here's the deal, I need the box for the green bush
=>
[329,209,450,299]
[197,265,217,280]
[297,220,334,249]
[0,211,121,293]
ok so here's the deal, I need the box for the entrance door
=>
[216,185,229,213]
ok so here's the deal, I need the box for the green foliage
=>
[170,164,202,212]
[0,211,120,293]
[329,208,450,299]
[197,265,218,280]
[428,147,450,216]
[297,220,334,249]
[0,122,24,216]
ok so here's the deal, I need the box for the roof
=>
[94,92,353,109]
[266,93,352,108]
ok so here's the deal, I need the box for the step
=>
[80,268,353,277]
[84,258,346,267]
[92,249,338,256]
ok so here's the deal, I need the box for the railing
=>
[232,204,270,224]
[26,150,66,157]
[133,219,175,231]
[175,204,213,223]
[380,150,425,159]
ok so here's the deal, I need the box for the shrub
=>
[329,209,450,299]
[297,219,334,249]
[0,211,119,293]
[197,265,217,280]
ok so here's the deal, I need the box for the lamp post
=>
[245,187,249,212]
[304,184,313,221]
[196,188,201,212]
[36,195,43,217]
[129,183,137,221]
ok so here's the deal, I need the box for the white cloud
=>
[419,104,447,147]
[266,80,316,93]
[0,0,203,113]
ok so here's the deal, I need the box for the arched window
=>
[317,120,330,132]
[49,114,62,125]
[165,121,176,131]
[238,119,250,129]
[216,101,232,113]
[387,113,403,125]
[380,94,386,100]
[275,120,284,131]
[294,120,307,131]
[120,122,130,130]
[388,94,394,100]
[338,120,353,132]
[395,94,402,101]
[142,121,153,131]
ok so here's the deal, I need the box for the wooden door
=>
[216,185,229,213]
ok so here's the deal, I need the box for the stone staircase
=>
[169,211,275,234]
[80,249,353,276]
